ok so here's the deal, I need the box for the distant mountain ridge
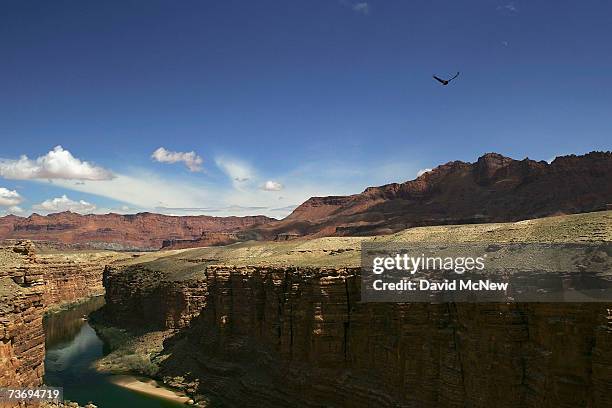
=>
[1,152,610,249]
[0,212,274,250]
[246,151,612,240]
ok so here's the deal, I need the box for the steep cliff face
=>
[102,264,612,408]
[102,265,208,330]
[251,151,612,239]
[37,251,134,308]
[0,242,47,390]
[1,240,133,309]
[0,282,45,389]
[100,211,612,407]
[0,212,274,250]
[0,240,133,389]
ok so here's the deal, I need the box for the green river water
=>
[43,297,187,408]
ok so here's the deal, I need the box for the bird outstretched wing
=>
[432,75,446,84]
[448,72,460,81]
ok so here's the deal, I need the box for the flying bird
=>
[433,72,460,86]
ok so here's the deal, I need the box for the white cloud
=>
[416,168,432,177]
[0,205,25,217]
[215,157,254,189]
[6,206,25,215]
[0,188,23,207]
[261,180,284,191]
[352,2,369,14]
[0,146,114,180]
[151,147,203,172]
[33,195,97,214]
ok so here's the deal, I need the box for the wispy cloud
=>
[154,205,270,215]
[352,2,369,15]
[151,147,203,172]
[339,0,370,15]
[270,205,299,213]
[51,171,218,209]
[497,2,518,14]
[215,156,254,189]
[0,146,114,181]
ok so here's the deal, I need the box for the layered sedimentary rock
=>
[0,240,133,391]
[0,241,47,391]
[0,212,274,250]
[101,211,612,407]
[1,240,133,308]
[0,281,45,389]
[103,266,612,408]
[161,232,243,250]
[250,151,612,239]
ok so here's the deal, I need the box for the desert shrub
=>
[120,354,159,376]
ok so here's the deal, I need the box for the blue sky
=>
[0,0,610,218]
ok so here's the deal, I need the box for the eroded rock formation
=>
[100,211,612,407]
[1,240,133,308]
[0,241,47,390]
[101,264,612,407]
[0,281,45,389]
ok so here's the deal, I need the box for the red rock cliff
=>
[101,263,612,407]
[252,151,612,239]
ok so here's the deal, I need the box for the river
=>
[43,297,187,408]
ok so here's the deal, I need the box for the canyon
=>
[98,211,612,407]
[0,151,610,407]
[0,240,144,399]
